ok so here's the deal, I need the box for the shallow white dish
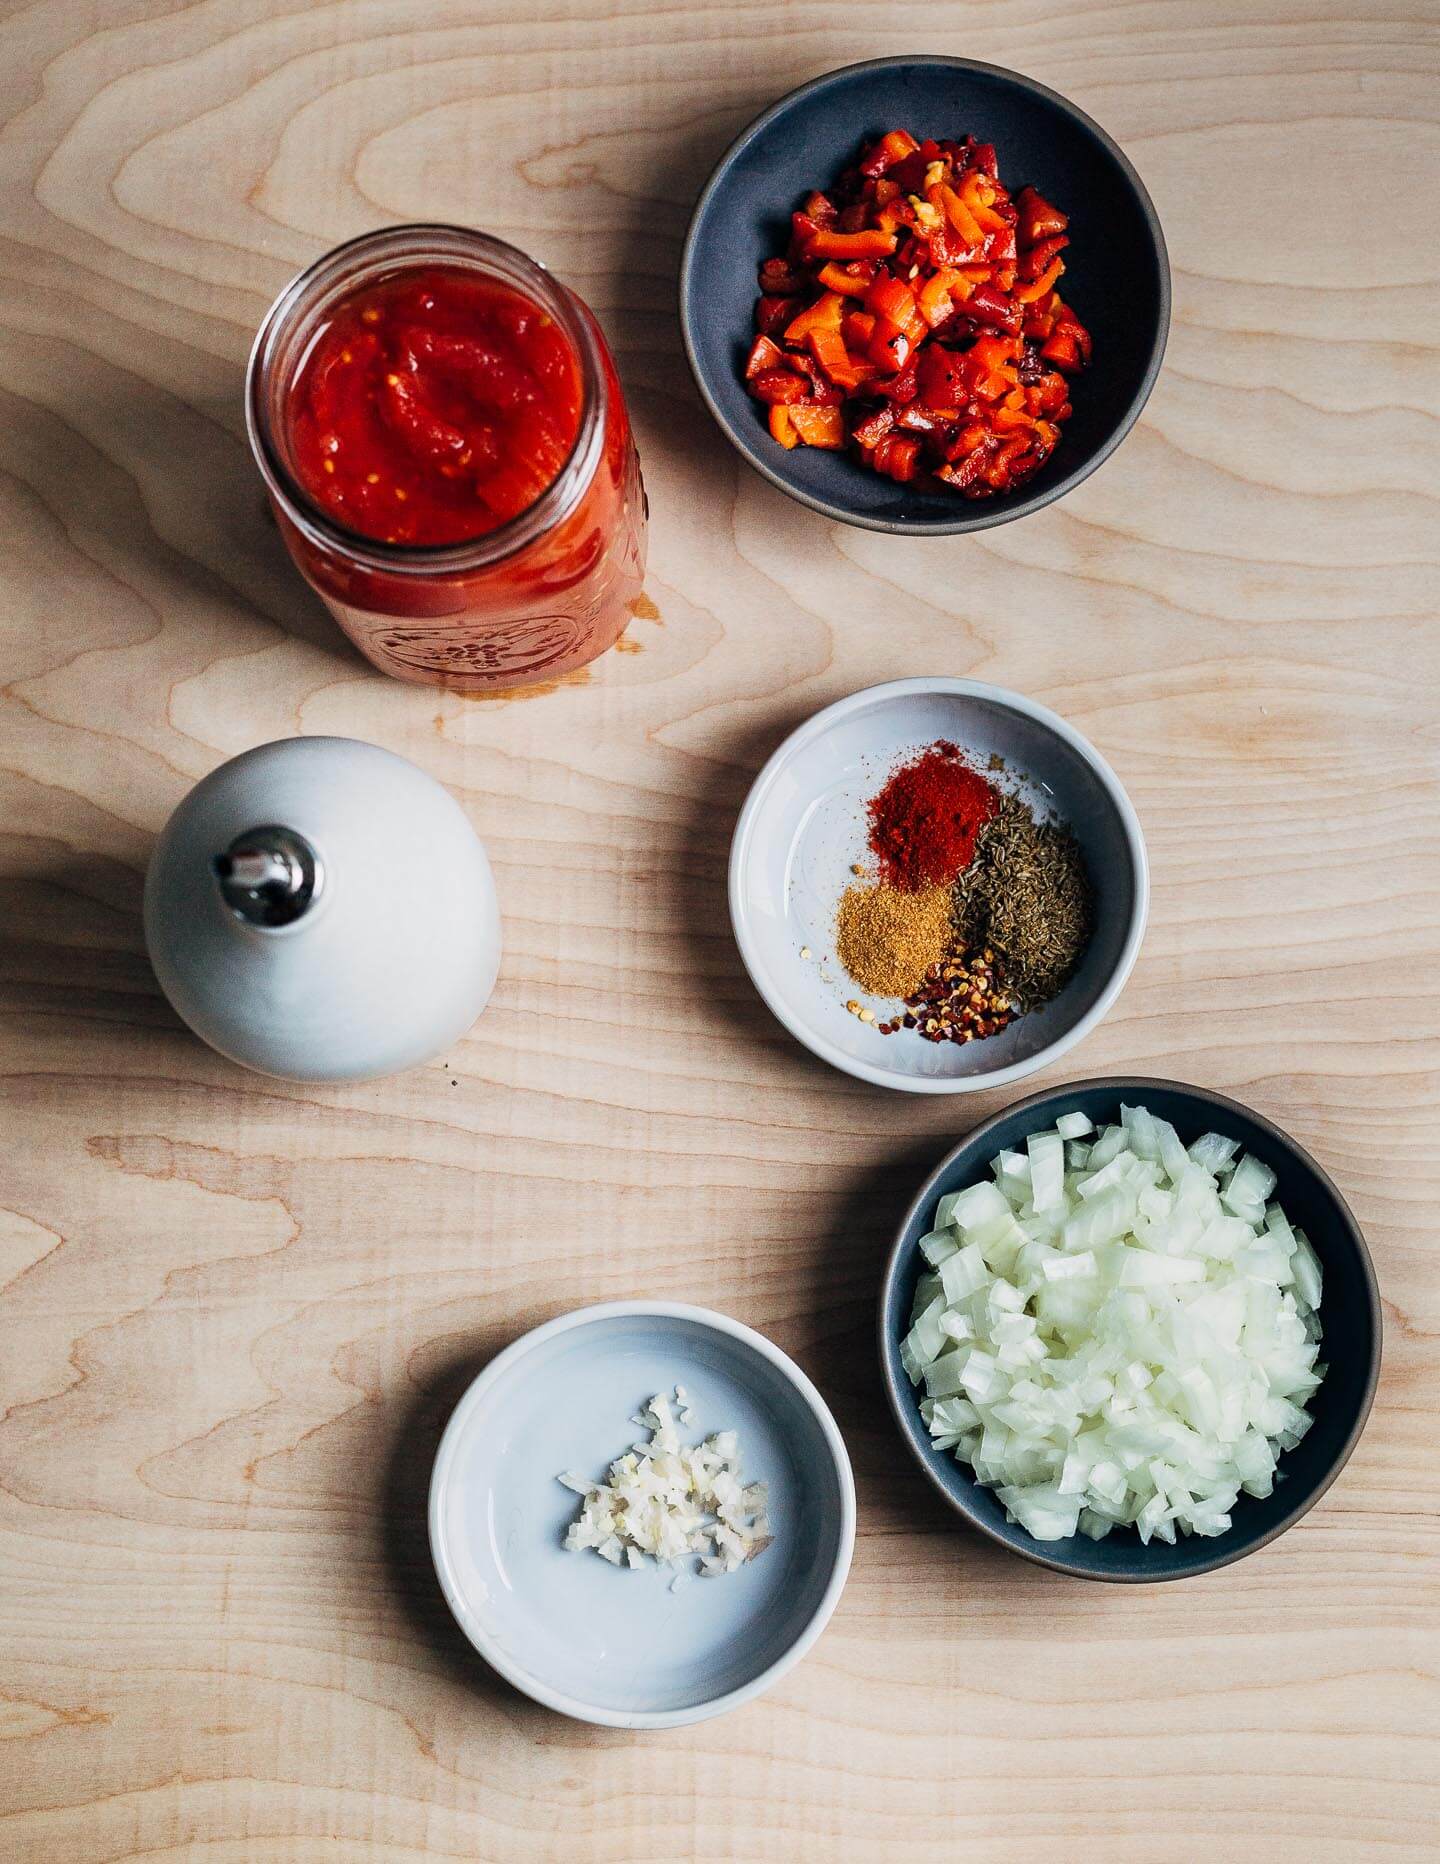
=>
[428,1301,855,1728]
[729,678,1148,1094]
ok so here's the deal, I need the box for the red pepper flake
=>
[866,740,998,892]
[893,945,1017,1045]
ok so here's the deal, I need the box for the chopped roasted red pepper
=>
[789,404,845,447]
[1040,300,1093,372]
[817,261,872,299]
[1015,184,1068,246]
[883,357,919,404]
[938,182,986,250]
[888,150,931,194]
[750,367,808,406]
[916,345,966,412]
[868,317,912,375]
[786,350,844,405]
[1028,372,1069,417]
[873,433,922,481]
[745,334,785,379]
[744,128,1091,485]
[851,404,896,448]
[769,404,799,448]
[784,292,845,342]
[1016,258,1066,305]
[759,258,803,297]
[958,171,1008,233]
[808,327,868,389]
[860,129,921,177]
[875,194,916,236]
[966,282,1023,333]
[756,294,798,337]
[917,266,969,329]
[789,213,822,259]
[935,445,993,490]
[865,274,925,342]
[805,227,899,261]
[1020,233,1069,282]
[842,309,876,352]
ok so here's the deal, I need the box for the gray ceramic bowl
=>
[879,1079,1382,1580]
[729,679,1147,1093]
[680,56,1169,533]
[429,1301,855,1726]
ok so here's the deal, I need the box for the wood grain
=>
[1,2,1437,1858]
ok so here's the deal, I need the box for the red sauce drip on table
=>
[286,265,584,547]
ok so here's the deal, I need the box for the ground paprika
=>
[866,740,998,891]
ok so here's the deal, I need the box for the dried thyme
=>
[951,793,1093,1009]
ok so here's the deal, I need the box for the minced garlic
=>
[558,1390,772,1577]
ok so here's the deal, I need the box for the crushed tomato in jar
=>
[745,129,1092,496]
[249,227,647,693]
[287,265,584,546]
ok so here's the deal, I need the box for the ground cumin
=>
[835,882,953,997]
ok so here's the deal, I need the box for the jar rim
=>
[245,224,607,575]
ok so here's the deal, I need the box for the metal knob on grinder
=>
[213,827,322,928]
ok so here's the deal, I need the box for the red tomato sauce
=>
[286,265,584,547]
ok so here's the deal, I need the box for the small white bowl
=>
[428,1301,855,1728]
[729,678,1148,1094]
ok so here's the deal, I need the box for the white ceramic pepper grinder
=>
[144,737,501,1082]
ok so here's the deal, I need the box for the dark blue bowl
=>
[680,56,1169,535]
[879,1078,1381,1580]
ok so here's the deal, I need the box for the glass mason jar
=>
[246,225,647,691]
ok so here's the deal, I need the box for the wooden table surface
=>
[2,2,1437,1858]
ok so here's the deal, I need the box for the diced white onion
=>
[995,1149,1030,1184]
[1189,1131,1240,1173]
[1028,1132,1065,1212]
[903,1104,1326,1544]
[1088,1124,1127,1169]
[919,1226,959,1266]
